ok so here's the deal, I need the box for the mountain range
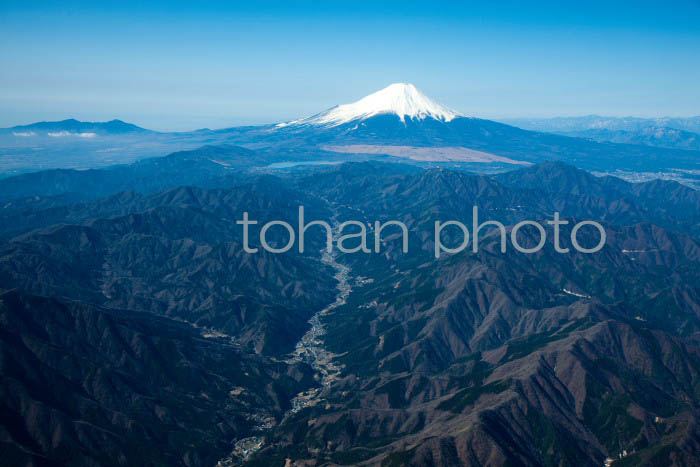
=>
[3,118,151,136]
[500,115,700,134]
[1,83,700,466]
[1,149,700,465]
[501,115,700,151]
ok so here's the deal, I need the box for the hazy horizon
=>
[5,91,700,134]
[4,107,700,133]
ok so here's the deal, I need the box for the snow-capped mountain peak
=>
[279,83,464,127]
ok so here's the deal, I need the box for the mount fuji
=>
[279,83,463,127]
[242,83,699,171]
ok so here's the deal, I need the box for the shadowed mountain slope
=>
[0,289,316,467]
[1,160,699,466]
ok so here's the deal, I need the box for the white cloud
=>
[12,131,36,137]
[47,131,97,138]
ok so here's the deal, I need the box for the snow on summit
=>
[280,83,464,127]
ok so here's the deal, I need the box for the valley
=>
[287,235,352,414]
[219,211,354,465]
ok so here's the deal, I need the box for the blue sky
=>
[1,0,699,131]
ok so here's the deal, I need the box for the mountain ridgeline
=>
[0,138,700,467]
